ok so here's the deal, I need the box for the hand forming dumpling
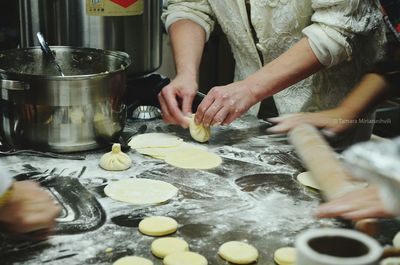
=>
[100,143,132,171]
[186,114,211,143]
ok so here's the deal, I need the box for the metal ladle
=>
[36,32,65,76]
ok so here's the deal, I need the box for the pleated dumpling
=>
[100,143,132,171]
[187,114,211,143]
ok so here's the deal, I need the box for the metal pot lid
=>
[0,46,131,79]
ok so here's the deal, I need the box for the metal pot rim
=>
[0,46,132,80]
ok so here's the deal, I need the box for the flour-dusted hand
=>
[0,181,61,238]
[267,108,355,136]
[195,81,259,127]
[315,186,394,221]
[158,74,198,128]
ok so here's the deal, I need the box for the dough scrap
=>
[393,231,400,248]
[218,241,258,265]
[104,179,178,205]
[151,237,189,258]
[136,143,207,159]
[186,114,211,143]
[274,247,296,265]
[164,251,207,265]
[297,172,321,190]
[113,256,153,265]
[164,148,222,169]
[139,216,178,236]
[129,133,183,149]
[100,143,132,171]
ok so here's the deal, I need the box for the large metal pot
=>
[19,0,162,77]
[0,46,131,152]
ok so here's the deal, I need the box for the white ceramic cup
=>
[295,228,382,265]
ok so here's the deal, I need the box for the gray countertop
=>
[1,115,394,265]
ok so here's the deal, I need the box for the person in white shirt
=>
[159,0,386,146]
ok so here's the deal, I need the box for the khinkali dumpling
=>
[100,143,132,171]
[187,114,211,143]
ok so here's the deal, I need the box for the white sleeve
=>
[162,0,216,41]
[0,160,13,196]
[302,0,383,67]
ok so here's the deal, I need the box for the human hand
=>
[194,81,259,127]
[266,108,355,136]
[0,181,61,238]
[315,186,394,221]
[158,74,198,128]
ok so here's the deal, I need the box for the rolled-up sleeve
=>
[162,0,216,41]
[302,0,383,67]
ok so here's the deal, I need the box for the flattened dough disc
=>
[218,241,258,264]
[137,143,206,159]
[164,251,208,265]
[113,256,153,265]
[129,133,183,149]
[274,247,296,265]
[297,171,321,190]
[164,148,222,169]
[104,179,178,205]
[151,237,189,258]
[139,216,178,236]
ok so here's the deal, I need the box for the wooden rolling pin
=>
[289,124,362,200]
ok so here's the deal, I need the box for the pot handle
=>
[0,79,30,91]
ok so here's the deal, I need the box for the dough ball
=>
[164,148,222,169]
[139,216,178,236]
[163,251,207,265]
[151,237,189,258]
[129,133,183,149]
[393,231,400,248]
[100,143,132,171]
[274,247,296,265]
[297,171,320,190]
[218,241,258,264]
[113,256,153,265]
[104,179,178,205]
[186,114,211,143]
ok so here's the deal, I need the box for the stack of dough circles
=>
[139,216,178,236]
[136,142,207,160]
[151,237,189,258]
[297,171,321,190]
[163,251,208,265]
[218,241,258,264]
[274,247,296,265]
[129,133,183,149]
[104,179,178,205]
[113,256,153,265]
[186,114,211,143]
[164,148,222,169]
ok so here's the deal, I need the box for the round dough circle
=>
[104,179,178,205]
[393,231,400,248]
[129,133,183,149]
[164,148,222,169]
[218,241,258,264]
[297,172,321,190]
[187,114,211,143]
[113,256,153,265]
[151,237,189,258]
[163,251,207,265]
[137,143,207,159]
[274,247,296,265]
[139,216,178,236]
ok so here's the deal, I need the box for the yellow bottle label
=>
[86,0,144,17]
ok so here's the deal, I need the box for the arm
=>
[195,38,323,126]
[158,20,206,127]
[267,73,390,134]
[159,0,215,127]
